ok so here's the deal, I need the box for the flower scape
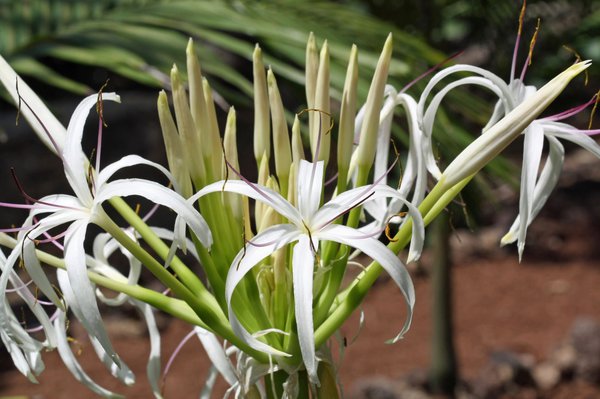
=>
[0,11,599,399]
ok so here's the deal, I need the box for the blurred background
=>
[1,1,600,398]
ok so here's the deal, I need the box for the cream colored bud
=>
[157,90,193,198]
[291,115,305,164]
[253,44,270,164]
[267,68,292,197]
[310,40,331,165]
[202,78,224,182]
[337,44,359,185]
[355,34,393,171]
[170,64,204,185]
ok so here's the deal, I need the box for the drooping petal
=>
[94,179,212,248]
[226,225,300,357]
[134,300,163,399]
[53,309,124,399]
[191,180,302,226]
[318,224,415,342]
[62,220,120,366]
[516,123,545,260]
[292,234,319,384]
[96,154,178,192]
[502,135,564,245]
[62,93,120,207]
[194,326,237,385]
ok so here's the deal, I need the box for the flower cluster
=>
[0,19,597,399]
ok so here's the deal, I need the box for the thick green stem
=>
[429,211,457,395]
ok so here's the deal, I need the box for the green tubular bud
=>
[355,34,393,173]
[223,107,243,219]
[253,44,271,164]
[337,45,359,190]
[305,32,319,148]
[267,68,292,198]
[255,153,270,226]
[170,64,205,185]
[291,115,305,165]
[157,90,193,198]
[202,78,224,182]
[310,40,331,165]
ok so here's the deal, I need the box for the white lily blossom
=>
[0,92,212,379]
[418,51,596,259]
[188,160,425,383]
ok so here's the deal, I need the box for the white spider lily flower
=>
[188,160,424,384]
[356,85,427,229]
[418,58,594,259]
[4,92,212,372]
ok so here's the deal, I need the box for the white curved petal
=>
[194,326,237,385]
[226,225,300,357]
[0,54,67,153]
[516,123,545,260]
[297,160,324,221]
[502,136,564,245]
[133,300,163,399]
[292,235,319,384]
[96,154,177,192]
[545,123,600,158]
[421,76,508,180]
[54,311,124,399]
[62,93,120,206]
[95,179,212,248]
[63,220,120,366]
[318,224,415,342]
[191,180,303,226]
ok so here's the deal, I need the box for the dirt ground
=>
[1,151,600,398]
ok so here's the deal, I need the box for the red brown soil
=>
[1,254,599,398]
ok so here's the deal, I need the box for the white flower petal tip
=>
[406,250,421,264]
[500,232,516,247]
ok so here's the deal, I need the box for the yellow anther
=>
[527,18,541,66]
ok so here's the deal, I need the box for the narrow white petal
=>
[292,235,319,384]
[63,221,120,366]
[95,179,212,248]
[191,180,303,226]
[319,225,415,342]
[516,123,545,260]
[133,300,163,399]
[226,225,299,357]
[297,160,324,221]
[54,311,124,399]
[96,154,177,191]
[62,93,120,206]
[0,54,67,153]
[194,326,237,385]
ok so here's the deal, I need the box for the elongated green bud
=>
[223,107,243,219]
[305,32,319,147]
[253,44,270,164]
[337,44,359,192]
[311,40,331,165]
[355,34,393,174]
[441,61,592,188]
[170,64,205,185]
[291,115,305,164]
[267,68,292,198]
[202,78,224,182]
[157,90,193,198]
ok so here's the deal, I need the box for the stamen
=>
[26,308,61,333]
[511,0,527,81]
[384,212,407,242]
[15,79,63,157]
[161,329,197,393]
[589,90,599,130]
[520,18,541,81]
[95,80,110,175]
[134,203,141,216]
[297,108,334,163]
[540,94,598,122]
[9,168,79,211]
[562,45,589,86]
